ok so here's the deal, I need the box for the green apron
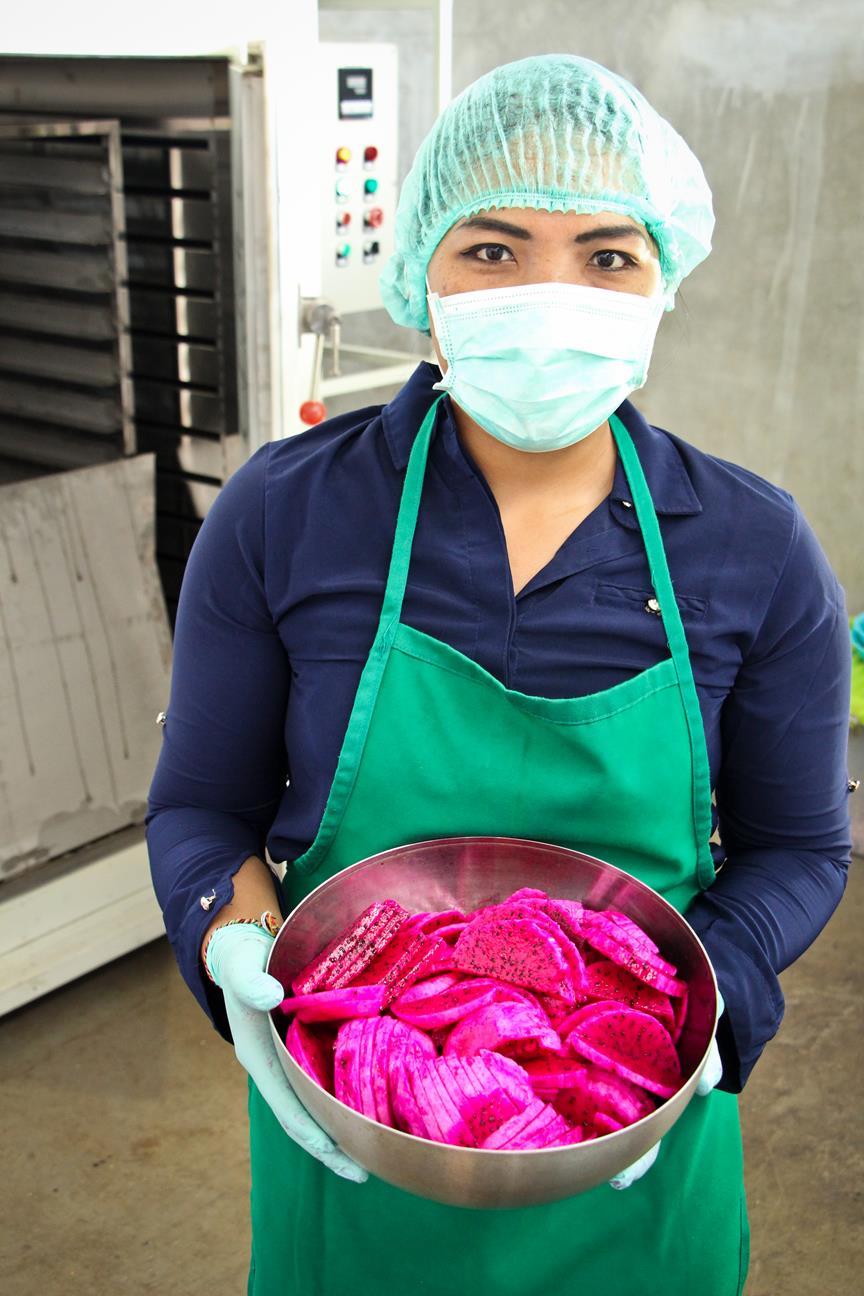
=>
[247,398,750,1295]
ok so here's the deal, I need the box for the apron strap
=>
[376,394,445,648]
[610,412,714,873]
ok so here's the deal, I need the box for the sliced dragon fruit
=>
[551,1062,655,1127]
[571,960,677,1035]
[480,1098,571,1150]
[474,902,588,997]
[291,899,410,995]
[396,1049,468,1143]
[505,887,549,901]
[564,1002,682,1098]
[535,991,578,1029]
[390,972,462,1008]
[285,1018,335,1091]
[278,984,386,1022]
[671,984,689,1043]
[445,1056,523,1142]
[389,1038,437,1137]
[444,1001,561,1059]
[429,921,470,945]
[479,1098,547,1149]
[521,1057,588,1095]
[576,925,687,997]
[452,917,576,999]
[349,930,447,1005]
[391,977,539,1030]
[508,1102,573,1150]
[416,908,467,935]
[541,897,585,943]
[579,910,686,994]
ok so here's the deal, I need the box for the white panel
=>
[319,43,399,314]
[0,829,165,1015]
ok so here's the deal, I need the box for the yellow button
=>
[336,147,351,165]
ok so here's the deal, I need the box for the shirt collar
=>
[381,362,703,521]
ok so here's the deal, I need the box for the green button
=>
[337,243,351,258]
[364,178,379,195]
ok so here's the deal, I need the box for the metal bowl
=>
[267,836,718,1209]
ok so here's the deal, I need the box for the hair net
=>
[380,54,714,331]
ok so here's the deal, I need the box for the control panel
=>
[318,42,398,313]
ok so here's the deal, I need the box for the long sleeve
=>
[685,502,852,1091]
[146,442,289,1040]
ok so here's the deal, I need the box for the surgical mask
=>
[426,280,666,452]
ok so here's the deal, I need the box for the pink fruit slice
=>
[571,961,676,1035]
[671,985,689,1043]
[577,924,687,997]
[508,1102,573,1149]
[579,910,685,989]
[278,985,386,1022]
[417,909,467,935]
[476,902,588,997]
[480,1098,547,1149]
[541,898,585,942]
[522,1057,588,1094]
[535,991,577,1029]
[590,910,662,956]
[286,1018,335,1092]
[391,972,462,1008]
[450,1051,536,1142]
[389,1039,437,1137]
[564,1003,682,1098]
[334,1018,396,1124]
[552,1062,655,1126]
[397,1050,461,1143]
[291,899,410,994]
[444,1001,561,1059]
[452,917,576,999]
[350,930,447,1004]
[391,977,538,1030]
[480,1099,570,1150]
[503,887,549,902]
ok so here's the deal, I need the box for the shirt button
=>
[156,710,167,726]
[644,597,661,615]
[200,891,217,910]
[620,500,633,509]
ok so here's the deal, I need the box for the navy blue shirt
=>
[146,362,852,1091]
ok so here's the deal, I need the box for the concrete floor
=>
[1,868,861,1296]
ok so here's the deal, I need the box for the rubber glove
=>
[205,924,367,1183]
[608,990,725,1191]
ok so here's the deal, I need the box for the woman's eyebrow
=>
[459,216,533,239]
[457,216,652,248]
[573,224,652,248]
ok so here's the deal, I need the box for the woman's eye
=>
[591,249,637,271]
[462,243,515,263]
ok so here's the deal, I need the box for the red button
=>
[364,145,378,163]
[337,212,352,227]
[364,207,384,229]
[300,400,327,425]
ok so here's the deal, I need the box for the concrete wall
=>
[321,0,863,609]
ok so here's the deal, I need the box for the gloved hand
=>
[608,990,725,1191]
[205,923,367,1184]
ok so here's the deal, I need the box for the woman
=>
[147,55,851,1295]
